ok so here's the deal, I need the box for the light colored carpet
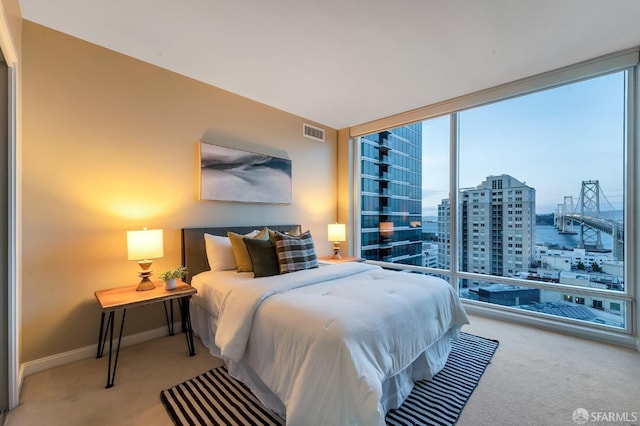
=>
[5,335,223,426]
[4,314,639,426]
[458,316,639,426]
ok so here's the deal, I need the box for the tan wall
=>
[21,21,337,363]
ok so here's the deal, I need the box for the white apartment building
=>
[439,174,536,278]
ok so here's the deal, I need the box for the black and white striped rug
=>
[161,332,498,426]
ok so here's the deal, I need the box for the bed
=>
[182,225,469,426]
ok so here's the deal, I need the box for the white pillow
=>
[204,231,259,271]
[204,234,236,271]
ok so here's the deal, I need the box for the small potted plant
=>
[159,266,187,290]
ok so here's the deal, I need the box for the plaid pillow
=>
[274,230,319,274]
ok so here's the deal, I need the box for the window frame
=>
[350,49,639,347]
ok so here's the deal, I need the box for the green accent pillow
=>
[243,238,280,277]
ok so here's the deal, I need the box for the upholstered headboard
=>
[181,225,300,283]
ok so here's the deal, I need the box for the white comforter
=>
[203,262,469,426]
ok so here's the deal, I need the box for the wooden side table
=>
[94,280,197,388]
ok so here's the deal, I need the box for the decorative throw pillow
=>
[228,230,266,272]
[273,230,319,274]
[256,227,271,240]
[268,226,301,241]
[243,238,280,278]
[204,234,237,271]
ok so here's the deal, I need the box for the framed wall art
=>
[200,143,292,204]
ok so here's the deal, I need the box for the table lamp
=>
[328,223,346,259]
[127,228,164,291]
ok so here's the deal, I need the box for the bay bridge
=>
[553,180,624,260]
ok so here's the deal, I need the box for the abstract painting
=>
[200,143,292,204]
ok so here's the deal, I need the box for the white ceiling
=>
[18,0,640,130]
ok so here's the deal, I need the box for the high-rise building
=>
[438,174,536,277]
[437,198,451,270]
[360,124,422,265]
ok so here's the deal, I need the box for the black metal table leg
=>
[178,296,195,356]
[97,312,113,359]
[163,300,175,336]
[96,312,106,358]
[105,309,127,388]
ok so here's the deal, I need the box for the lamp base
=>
[332,242,342,260]
[136,272,156,291]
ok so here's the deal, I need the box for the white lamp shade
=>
[327,223,346,242]
[127,228,164,260]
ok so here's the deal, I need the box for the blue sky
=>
[421,71,626,217]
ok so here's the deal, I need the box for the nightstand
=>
[94,280,197,388]
[318,255,364,264]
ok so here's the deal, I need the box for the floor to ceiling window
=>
[355,51,636,340]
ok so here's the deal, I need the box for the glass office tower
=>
[360,124,423,265]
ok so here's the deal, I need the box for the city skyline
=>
[421,70,625,217]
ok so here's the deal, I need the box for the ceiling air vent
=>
[303,123,325,142]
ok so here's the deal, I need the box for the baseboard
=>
[20,323,182,379]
